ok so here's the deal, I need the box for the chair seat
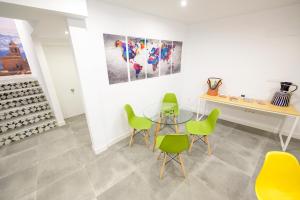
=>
[131,117,152,130]
[256,151,300,200]
[256,185,300,200]
[186,120,213,135]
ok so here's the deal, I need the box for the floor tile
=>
[135,157,187,200]
[167,176,226,200]
[97,172,155,200]
[0,166,37,200]
[38,126,73,145]
[0,148,37,178]
[36,169,95,200]
[212,140,261,176]
[85,152,136,196]
[195,156,250,200]
[4,136,38,157]
[37,149,83,188]
[37,134,77,161]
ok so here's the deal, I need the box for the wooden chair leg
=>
[157,151,162,160]
[178,154,186,178]
[160,153,167,179]
[153,118,161,152]
[189,135,195,153]
[205,136,212,155]
[173,117,179,133]
[143,130,148,146]
[129,129,135,147]
[144,129,150,147]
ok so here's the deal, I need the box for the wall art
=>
[103,33,129,84]
[0,17,31,76]
[145,38,160,78]
[127,36,146,81]
[172,41,183,74]
[102,33,183,84]
[159,40,173,76]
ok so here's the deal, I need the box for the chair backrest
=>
[259,151,300,179]
[159,134,189,154]
[162,93,179,115]
[162,93,178,104]
[124,104,136,126]
[206,108,220,131]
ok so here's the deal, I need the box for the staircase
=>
[0,78,57,147]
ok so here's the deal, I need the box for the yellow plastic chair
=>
[255,151,300,200]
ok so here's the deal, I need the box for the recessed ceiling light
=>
[180,0,187,7]
[64,31,69,35]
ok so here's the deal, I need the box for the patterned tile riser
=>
[0,87,43,100]
[0,111,53,134]
[0,95,47,110]
[0,80,39,91]
[0,121,57,147]
[0,79,57,148]
[0,103,50,122]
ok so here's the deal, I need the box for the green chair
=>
[156,134,190,179]
[162,93,179,116]
[124,104,152,147]
[162,93,179,133]
[185,108,220,155]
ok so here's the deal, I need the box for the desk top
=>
[200,94,300,117]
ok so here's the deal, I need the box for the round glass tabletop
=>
[143,102,194,125]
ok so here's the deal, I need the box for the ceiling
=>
[100,0,300,23]
[0,2,70,44]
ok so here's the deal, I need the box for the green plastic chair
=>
[162,93,179,116]
[156,134,190,178]
[185,108,220,155]
[161,93,180,133]
[124,104,152,147]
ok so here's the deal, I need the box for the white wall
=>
[14,20,65,126]
[182,5,300,137]
[68,1,187,153]
[0,0,87,17]
[43,44,85,119]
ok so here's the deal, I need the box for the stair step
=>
[0,78,56,148]
[0,86,43,100]
[0,101,49,116]
[0,94,46,111]
[0,109,52,130]
[0,79,39,92]
[0,119,56,146]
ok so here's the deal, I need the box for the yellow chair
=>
[255,151,300,200]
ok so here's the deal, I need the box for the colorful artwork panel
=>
[0,17,31,76]
[145,39,160,78]
[160,40,173,76]
[127,37,146,81]
[103,33,129,84]
[172,41,183,74]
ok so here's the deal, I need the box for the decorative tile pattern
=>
[0,78,56,147]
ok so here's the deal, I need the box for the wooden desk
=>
[198,94,300,151]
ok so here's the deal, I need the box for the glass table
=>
[143,103,194,151]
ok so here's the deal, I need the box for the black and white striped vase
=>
[271,91,291,107]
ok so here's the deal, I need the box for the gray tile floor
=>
[0,114,300,200]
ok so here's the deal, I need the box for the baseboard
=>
[92,131,130,155]
[107,131,130,147]
[57,120,66,127]
[92,144,108,155]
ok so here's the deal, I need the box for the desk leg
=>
[153,117,161,152]
[279,117,299,151]
[198,100,206,121]
[196,99,201,120]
